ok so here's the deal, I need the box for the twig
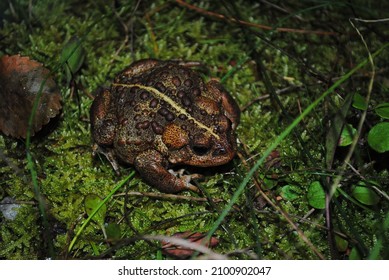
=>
[241,85,302,112]
[175,0,337,36]
[259,0,304,21]
[354,17,389,23]
[114,191,223,203]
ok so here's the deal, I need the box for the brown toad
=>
[90,59,240,193]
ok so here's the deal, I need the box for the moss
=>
[0,206,41,259]
[1,0,388,259]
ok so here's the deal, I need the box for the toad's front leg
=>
[134,150,199,194]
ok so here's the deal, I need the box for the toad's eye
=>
[214,116,232,133]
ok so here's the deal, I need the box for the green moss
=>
[1,0,388,259]
[0,206,41,259]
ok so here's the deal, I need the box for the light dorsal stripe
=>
[113,83,220,139]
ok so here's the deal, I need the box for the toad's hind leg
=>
[134,149,199,194]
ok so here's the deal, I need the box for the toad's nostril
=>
[212,147,226,156]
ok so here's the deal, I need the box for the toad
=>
[90,59,240,193]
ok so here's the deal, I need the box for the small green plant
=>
[349,93,389,153]
[307,181,326,210]
[60,36,86,85]
[367,122,389,153]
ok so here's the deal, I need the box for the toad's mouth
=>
[167,140,236,167]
